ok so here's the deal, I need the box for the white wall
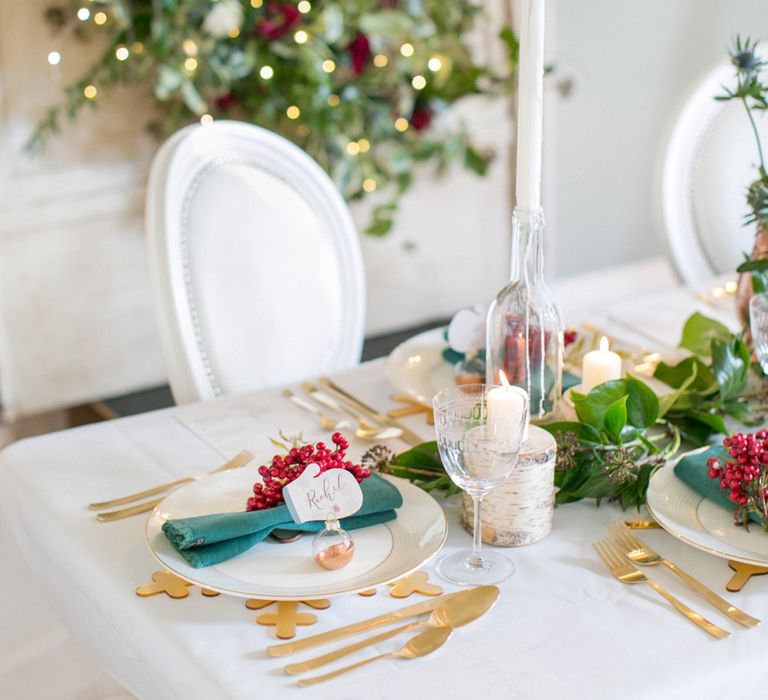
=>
[547,0,768,277]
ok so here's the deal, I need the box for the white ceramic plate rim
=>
[145,468,447,599]
[384,327,453,404]
[646,450,768,565]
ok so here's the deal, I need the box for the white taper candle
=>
[515,0,546,212]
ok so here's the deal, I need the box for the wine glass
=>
[750,293,768,374]
[432,384,528,585]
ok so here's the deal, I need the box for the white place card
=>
[283,464,363,524]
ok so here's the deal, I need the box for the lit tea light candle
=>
[487,371,529,440]
[581,336,622,393]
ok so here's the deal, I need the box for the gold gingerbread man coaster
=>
[136,571,224,599]
[388,570,443,598]
[726,560,768,591]
[246,599,331,639]
[136,571,194,599]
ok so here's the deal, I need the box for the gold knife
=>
[266,589,465,657]
[96,497,163,522]
[317,377,425,447]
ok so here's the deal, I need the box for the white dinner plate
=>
[146,467,447,600]
[646,454,768,565]
[384,328,455,405]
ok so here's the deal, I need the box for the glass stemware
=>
[749,292,768,374]
[432,384,528,585]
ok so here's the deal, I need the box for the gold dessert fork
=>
[605,522,760,628]
[593,539,730,639]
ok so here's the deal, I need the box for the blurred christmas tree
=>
[33,1,517,234]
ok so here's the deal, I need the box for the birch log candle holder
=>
[460,425,556,546]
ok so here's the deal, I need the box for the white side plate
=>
[384,328,455,405]
[146,467,447,599]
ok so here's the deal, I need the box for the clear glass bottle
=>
[486,208,564,420]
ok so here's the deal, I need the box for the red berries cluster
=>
[707,431,768,521]
[564,329,578,347]
[245,432,371,512]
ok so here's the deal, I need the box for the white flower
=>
[203,0,244,38]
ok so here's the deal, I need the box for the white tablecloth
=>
[1,287,766,700]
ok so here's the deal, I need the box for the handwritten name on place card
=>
[283,463,363,524]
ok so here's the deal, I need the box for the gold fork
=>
[593,539,731,639]
[606,522,760,628]
[89,449,255,511]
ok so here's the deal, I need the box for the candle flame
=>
[498,370,510,387]
[599,336,610,352]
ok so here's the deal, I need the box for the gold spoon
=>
[286,585,498,675]
[300,383,403,441]
[282,389,352,431]
[297,626,452,687]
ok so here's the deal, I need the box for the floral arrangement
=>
[717,36,768,233]
[246,431,370,511]
[717,36,768,304]
[36,1,516,235]
[707,431,768,529]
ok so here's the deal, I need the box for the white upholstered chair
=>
[146,120,366,404]
[657,60,765,283]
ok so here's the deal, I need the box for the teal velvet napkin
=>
[673,446,760,522]
[162,473,403,568]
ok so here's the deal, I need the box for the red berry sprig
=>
[245,432,371,512]
[707,431,768,528]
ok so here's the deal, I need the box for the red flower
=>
[348,33,371,76]
[410,105,433,131]
[564,329,578,347]
[256,3,301,41]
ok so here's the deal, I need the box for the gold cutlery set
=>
[88,449,255,521]
[594,522,760,638]
[267,585,499,687]
[283,377,424,446]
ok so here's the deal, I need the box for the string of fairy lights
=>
[45,0,449,193]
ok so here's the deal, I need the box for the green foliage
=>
[385,441,461,496]
[34,0,516,236]
[543,379,675,509]
[679,312,732,357]
[653,312,757,444]
[542,312,760,509]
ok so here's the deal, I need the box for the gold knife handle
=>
[267,613,402,657]
[318,378,424,446]
[318,378,380,416]
[89,450,254,511]
[662,560,760,628]
[297,652,389,687]
[96,497,163,522]
[89,477,194,510]
[642,579,730,639]
[285,620,420,674]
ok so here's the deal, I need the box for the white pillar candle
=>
[487,371,529,441]
[581,336,622,393]
[516,0,546,212]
